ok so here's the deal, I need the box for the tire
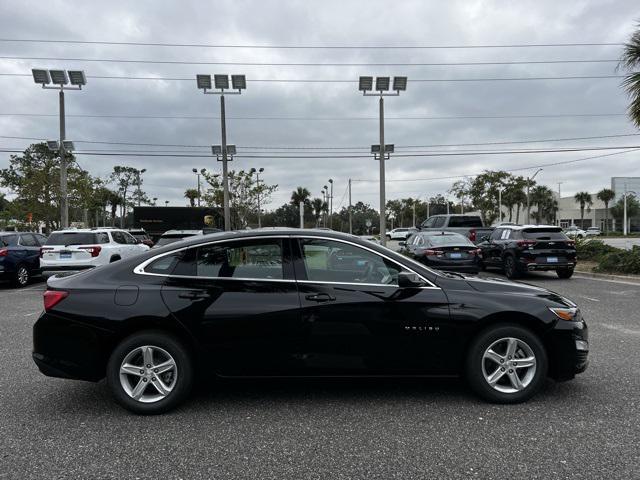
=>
[503,255,521,279]
[556,268,574,279]
[109,255,121,263]
[466,324,548,403]
[106,331,194,415]
[14,264,29,288]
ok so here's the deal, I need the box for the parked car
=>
[564,226,587,239]
[478,225,576,279]
[419,214,494,244]
[33,229,588,414]
[358,235,379,244]
[585,227,601,236]
[402,231,482,273]
[153,229,205,248]
[128,229,154,247]
[40,228,150,277]
[386,227,416,240]
[0,231,47,287]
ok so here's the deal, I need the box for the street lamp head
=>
[358,76,373,92]
[226,145,237,156]
[324,185,328,190]
[49,69,69,85]
[200,168,207,174]
[140,168,147,174]
[231,74,246,90]
[212,145,222,155]
[384,144,394,153]
[375,77,390,91]
[68,70,87,86]
[371,144,381,154]
[192,168,198,173]
[393,76,407,91]
[32,69,51,85]
[250,168,256,174]
[62,140,75,151]
[46,140,59,151]
[259,167,264,173]
[328,178,333,184]
[196,74,212,90]
[214,74,229,90]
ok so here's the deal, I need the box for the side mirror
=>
[398,271,425,288]
[398,241,406,247]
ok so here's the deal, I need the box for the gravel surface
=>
[1,273,639,479]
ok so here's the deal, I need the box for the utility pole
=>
[348,178,353,234]
[59,89,68,229]
[624,183,628,236]
[498,188,503,223]
[220,95,231,230]
[557,182,563,226]
[412,202,416,227]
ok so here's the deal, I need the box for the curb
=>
[574,270,640,284]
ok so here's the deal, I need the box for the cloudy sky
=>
[1,0,639,211]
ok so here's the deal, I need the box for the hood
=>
[463,274,551,296]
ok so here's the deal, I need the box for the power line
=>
[0,38,624,49]
[0,112,627,121]
[2,132,638,151]
[0,72,626,82]
[0,55,621,67]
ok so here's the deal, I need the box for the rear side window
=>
[432,217,446,228]
[522,228,568,240]
[111,231,128,244]
[447,216,483,227]
[0,234,18,246]
[96,233,110,244]
[45,232,97,245]
[196,239,283,279]
[19,234,38,246]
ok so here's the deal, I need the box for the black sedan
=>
[33,229,589,414]
[402,231,482,273]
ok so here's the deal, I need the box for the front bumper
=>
[547,319,589,381]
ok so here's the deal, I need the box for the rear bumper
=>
[523,262,576,271]
[41,265,95,278]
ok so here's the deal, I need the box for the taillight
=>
[78,245,102,257]
[517,240,536,247]
[0,247,7,257]
[567,240,576,247]
[40,247,53,258]
[469,229,476,242]
[424,249,445,256]
[43,290,68,311]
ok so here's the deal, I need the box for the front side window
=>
[197,239,283,280]
[490,229,503,241]
[300,238,401,286]
[432,217,446,228]
[422,217,436,228]
[111,231,127,244]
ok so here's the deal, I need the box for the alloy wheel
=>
[119,345,178,403]
[17,266,28,286]
[481,337,537,394]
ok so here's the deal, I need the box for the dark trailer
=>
[133,207,222,240]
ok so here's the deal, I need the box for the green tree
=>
[501,175,527,223]
[620,25,640,127]
[310,198,326,227]
[467,170,511,225]
[530,185,557,224]
[184,188,199,207]
[290,187,311,206]
[109,166,146,225]
[335,201,380,234]
[106,190,122,227]
[597,188,616,232]
[574,191,593,228]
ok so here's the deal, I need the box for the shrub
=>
[575,239,618,261]
[594,246,640,274]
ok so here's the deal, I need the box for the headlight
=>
[549,306,579,321]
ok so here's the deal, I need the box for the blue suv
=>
[0,232,47,287]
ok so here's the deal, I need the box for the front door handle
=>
[305,293,336,303]
[178,291,211,300]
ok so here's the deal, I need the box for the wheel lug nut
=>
[509,369,513,373]
[151,377,156,381]
[501,367,505,371]
[139,370,144,374]
[500,360,504,364]
[143,378,148,382]
[154,369,158,373]
[146,364,151,368]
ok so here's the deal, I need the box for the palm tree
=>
[530,186,557,224]
[310,198,325,227]
[596,188,616,233]
[291,187,311,206]
[620,26,640,127]
[184,188,199,207]
[574,192,593,228]
[106,190,121,227]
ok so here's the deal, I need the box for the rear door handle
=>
[178,291,211,300]
[305,293,336,302]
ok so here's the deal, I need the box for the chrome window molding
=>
[133,234,438,289]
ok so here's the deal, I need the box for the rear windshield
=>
[522,228,568,240]
[447,216,483,227]
[155,234,196,247]
[0,234,18,246]
[45,232,97,246]
[425,235,474,246]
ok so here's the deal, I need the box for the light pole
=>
[557,181,564,226]
[196,74,246,231]
[348,178,353,234]
[252,167,264,228]
[622,185,637,236]
[192,168,202,207]
[359,76,407,246]
[328,179,334,229]
[152,197,158,207]
[498,187,505,223]
[165,200,169,207]
[526,168,543,225]
[32,69,86,228]
[321,187,328,227]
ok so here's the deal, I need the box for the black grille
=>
[576,351,589,365]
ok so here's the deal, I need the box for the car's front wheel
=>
[14,264,29,287]
[106,331,194,414]
[466,324,548,403]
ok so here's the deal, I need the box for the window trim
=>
[134,234,438,289]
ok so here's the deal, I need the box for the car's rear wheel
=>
[14,265,29,287]
[503,255,521,279]
[557,268,574,279]
[466,324,547,403]
[106,331,194,414]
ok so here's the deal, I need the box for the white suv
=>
[40,228,149,277]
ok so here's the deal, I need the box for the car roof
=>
[499,224,561,231]
[161,229,203,236]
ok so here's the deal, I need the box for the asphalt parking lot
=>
[1,272,639,479]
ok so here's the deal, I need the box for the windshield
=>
[45,232,97,246]
[425,235,474,246]
[447,216,483,227]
